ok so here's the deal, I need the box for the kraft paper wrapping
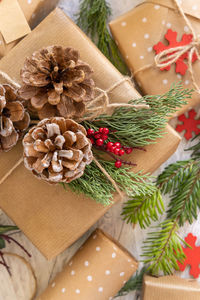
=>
[37,229,138,300]
[109,0,200,116]
[142,275,200,300]
[0,8,181,259]
[0,0,59,58]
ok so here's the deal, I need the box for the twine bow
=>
[154,0,200,94]
[134,0,200,94]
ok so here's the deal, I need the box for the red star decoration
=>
[176,109,200,140]
[178,233,200,278]
[153,29,197,75]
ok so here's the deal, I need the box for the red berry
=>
[96,138,104,146]
[109,146,115,153]
[102,134,108,141]
[119,149,125,156]
[102,128,109,134]
[99,127,104,133]
[115,160,122,168]
[94,133,101,139]
[87,128,94,136]
[125,148,133,154]
[114,142,121,148]
[90,137,95,144]
[114,148,120,155]
[106,142,113,149]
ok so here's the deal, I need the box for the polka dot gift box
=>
[0,0,59,59]
[37,229,138,300]
[109,0,200,117]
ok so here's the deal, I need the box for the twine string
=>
[133,0,200,94]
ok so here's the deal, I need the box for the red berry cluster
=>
[87,127,133,168]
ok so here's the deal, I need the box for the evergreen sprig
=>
[77,0,128,74]
[66,160,156,206]
[83,84,191,147]
[122,189,164,229]
[142,220,185,275]
[157,137,200,226]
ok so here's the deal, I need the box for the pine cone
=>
[0,84,30,152]
[23,117,93,183]
[19,46,95,120]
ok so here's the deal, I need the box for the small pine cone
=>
[19,46,95,120]
[0,84,30,152]
[23,117,93,183]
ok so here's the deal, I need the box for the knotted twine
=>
[134,0,200,94]
[0,69,149,200]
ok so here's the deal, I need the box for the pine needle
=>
[76,0,128,74]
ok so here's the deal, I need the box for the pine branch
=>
[116,267,147,297]
[82,84,192,147]
[77,0,128,74]
[122,189,164,229]
[142,220,185,275]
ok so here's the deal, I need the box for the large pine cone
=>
[23,117,93,183]
[19,46,95,120]
[0,84,30,152]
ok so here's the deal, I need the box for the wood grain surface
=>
[0,1,199,299]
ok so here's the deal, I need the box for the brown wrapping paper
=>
[0,0,31,44]
[142,275,200,300]
[109,0,200,116]
[0,8,181,259]
[0,0,59,58]
[37,229,138,300]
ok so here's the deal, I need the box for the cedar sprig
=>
[122,189,164,229]
[82,84,192,147]
[76,0,128,74]
[142,220,185,275]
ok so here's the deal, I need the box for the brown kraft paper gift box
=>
[0,8,181,259]
[142,275,200,300]
[0,0,59,58]
[109,0,200,116]
[37,229,138,300]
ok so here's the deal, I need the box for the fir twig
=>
[76,0,128,74]
[122,189,164,229]
[142,220,185,275]
[157,135,200,226]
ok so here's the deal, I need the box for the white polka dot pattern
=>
[112,252,116,258]
[38,230,137,299]
[87,275,92,282]
[84,261,89,267]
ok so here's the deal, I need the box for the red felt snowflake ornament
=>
[176,109,200,140]
[153,29,197,75]
[178,233,200,278]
